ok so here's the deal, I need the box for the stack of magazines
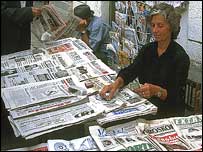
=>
[1,37,157,139]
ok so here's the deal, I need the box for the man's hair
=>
[148,3,181,39]
[74,4,94,19]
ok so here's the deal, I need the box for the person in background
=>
[74,4,111,64]
[1,1,42,55]
[100,3,190,119]
[1,1,42,149]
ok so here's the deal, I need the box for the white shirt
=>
[20,1,26,8]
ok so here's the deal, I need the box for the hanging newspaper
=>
[115,11,127,27]
[48,136,99,151]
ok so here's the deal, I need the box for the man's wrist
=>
[157,87,163,98]
[80,30,86,35]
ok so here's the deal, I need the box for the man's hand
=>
[77,19,87,32]
[32,7,42,17]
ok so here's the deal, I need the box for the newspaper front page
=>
[2,75,87,109]
[9,100,105,139]
[138,118,199,151]
[89,120,163,151]
[9,96,88,119]
[97,100,157,125]
[66,59,116,81]
[170,114,202,150]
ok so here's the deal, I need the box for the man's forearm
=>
[81,32,89,46]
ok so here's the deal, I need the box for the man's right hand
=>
[32,7,42,17]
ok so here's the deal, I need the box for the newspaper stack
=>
[7,115,202,151]
[89,120,164,151]
[89,115,202,151]
[1,37,158,139]
[91,80,157,125]
[137,115,202,151]
[0,38,112,139]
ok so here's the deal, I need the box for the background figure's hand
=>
[99,83,118,100]
[32,7,42,17]
[76,19,87,32]
[133,83,156,99]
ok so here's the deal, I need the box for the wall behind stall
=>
[73,1,110,24]
[176,1,202,112]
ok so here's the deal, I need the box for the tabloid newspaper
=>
[137,117,201,151]
[170,114,202,150]
[89,120,163,151]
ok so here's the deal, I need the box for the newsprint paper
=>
[89,120,164,151]
[48,136,99,151]
[1,75,87,109]
[137,117,201,151]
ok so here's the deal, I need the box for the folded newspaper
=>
[31,4,80,42]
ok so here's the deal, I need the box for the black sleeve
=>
[1,1,33,27]
[166,52,190,104]
[117,46,146,86]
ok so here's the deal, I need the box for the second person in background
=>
[74,4,111,65]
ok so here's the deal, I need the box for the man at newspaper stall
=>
[100,3,190,119]
[74,4,111,65]
[1,1,42,55]
[1,1,42,149]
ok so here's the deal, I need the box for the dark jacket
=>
[118,40,190,118]
[1,1,33,55]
